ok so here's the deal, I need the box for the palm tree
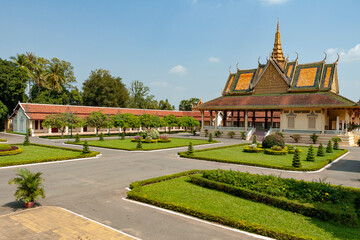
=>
[10,54,28,69]
[32,57,49,97]
[45,61,65,93]
[8,168,45,207]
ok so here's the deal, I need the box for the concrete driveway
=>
[0,133,359,240]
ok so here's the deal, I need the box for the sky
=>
[1,0,360,109]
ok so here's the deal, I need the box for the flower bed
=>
[0,146,23,156]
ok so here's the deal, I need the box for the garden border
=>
[0,143,100,167]
[65,138,219,152]
[127,170,311,240]
[178,144,348,172]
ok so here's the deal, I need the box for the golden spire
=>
[271,19,285,63]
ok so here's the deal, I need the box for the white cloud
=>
[326,43,360,62]
[208,57,220,63]
[169,65,187,75]
[150,81,170,88]
[260,0,289,5]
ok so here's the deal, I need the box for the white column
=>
[201,111,204,131]
[48,126,52,134]
[80,127,84,133]
[65,126,69,134]
[342,120,345,131]
[336,116,339,131]
[231,111,234,127]
[244,110,248,131]
[29,120,34,136]
[279,110,283,132]
[321,109,325,134]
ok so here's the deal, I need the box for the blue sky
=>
[1,0,359,108]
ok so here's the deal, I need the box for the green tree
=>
[0,59,28,129]
[74,133,80,143]
[252,135,258,144]
[82,141,90,154]
[42,113,80,137]
[112,113,140,134]
[208,133,213,142]
[306,145,315,162]
[99,133,104,141]
[163,114,178,132]
[0,102,8,123]
[136,141,142,149]
[331,137,341,150]
[292,148,302,168]
[140,114,154,129]
[326,140,333,153]
[82,69,129,107]
[187,142,194,155]
[129,80,153,109]
[86,111,112,135]
[317,143,325,156]
[179,98,200,111]
[159,99,174,110]
[23,128,31,146]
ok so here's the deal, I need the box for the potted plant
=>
[8,168,45,208]
[227,131,235,139]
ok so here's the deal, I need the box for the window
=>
[308,117,316,129]
[35,120,39,130]
[288,117,295,128]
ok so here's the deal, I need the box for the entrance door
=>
[52,128,58,133]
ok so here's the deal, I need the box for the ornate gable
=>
[253,60,289,94]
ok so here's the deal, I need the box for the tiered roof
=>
[196,21,357,111]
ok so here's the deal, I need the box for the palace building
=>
[195,21,360,145]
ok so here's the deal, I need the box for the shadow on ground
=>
[2,201,41,212]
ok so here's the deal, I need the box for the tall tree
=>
[82,69,129,107]
[159,99,174,110]
[129,80,160,109]
[179,98,200,111]
[112,113,140,134]
[0,59,28,130]
[42,113,81,137]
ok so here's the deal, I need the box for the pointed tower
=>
[271,19,285,63]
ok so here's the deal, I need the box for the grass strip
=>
[178,144,347,171]
[66,138,216,151]
[128,171,360,240]
[0,143,99,167]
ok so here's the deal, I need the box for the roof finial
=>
[335,53,340,64]
[258,57,261,65]
[236,62,239,71]
[277,17,279,31]
[229,65,232,74]
[295,52,299,61]
[323,51,327,62]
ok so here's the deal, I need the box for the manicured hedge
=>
[0,138,7,142]
[0,143,100,167]
[178,144,348,171]
[264,149,288,155]
[127,170,310,240]
[189,175,359,227]
[0,147,23,156]
[131,139,172,143]
[243,146,264,153]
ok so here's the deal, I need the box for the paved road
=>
[0,133,359,240]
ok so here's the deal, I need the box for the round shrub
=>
[262,134,285,149]
[148,129,160,139]
[0,144,12,151]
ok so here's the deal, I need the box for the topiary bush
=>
[121,131,125,140]
[208,133,213,142]
[332,137,341,150]
[310,133,318,144]
[136,141,143,149]
[23,128,31,146]
[204,129,208,137]
[292,148,302,168]
[74,133,80,143]
[187,142,194,155]
[148,129,160,139]
[262,134,285,149]
[326,140,333,153]
[82,141,90,154]
[99,133,104,141]
[214,131,222,138]
[317,143,325,156]
[306,145,315,162]
[240,131,246,140]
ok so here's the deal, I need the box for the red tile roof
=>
[12,103,211,121]
[196,92,358,110]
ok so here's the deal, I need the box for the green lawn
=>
[68,138,214,151]
[131,175,360,240]
[0,144,98,167]
[179,144,347,171]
